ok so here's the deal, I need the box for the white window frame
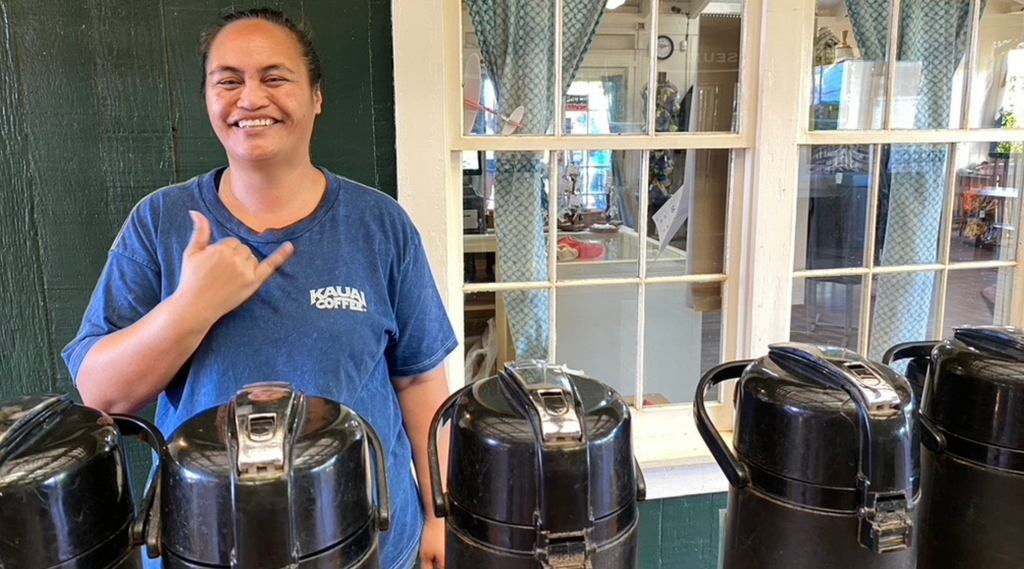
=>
[392,0,1024,499]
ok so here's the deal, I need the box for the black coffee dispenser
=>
[428,361,645,568]
[0,394,163,569]
[696,344,917,569]
[890,326,1024,569]
[153,383,390,569]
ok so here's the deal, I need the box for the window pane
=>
[867,271,942,360]
[647,149,731,281]
[968,10,1024,129]
[796,145,875,271]
[810,3,892,130]
[462,151,549,285]
[791,276,865,352]
[461,150,551,361]
[876,144,951,266]
[656,7,744,134]
[643,282,723,407]
[555,150,643,281]
[943,267,1016,337]
[464,291,500,382]
[811,0,977,130]
[951,141,1022,263]
[555,285,638,400]
[463,2,555,136]
[892,0,974,130]
[565,1,652,135]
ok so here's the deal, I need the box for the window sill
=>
[633,405,731,500]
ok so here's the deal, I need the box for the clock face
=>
[657,36,674,60]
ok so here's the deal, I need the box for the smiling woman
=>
[60,7,456,569]
[203,18,323,174]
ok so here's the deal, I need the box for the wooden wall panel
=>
[6,0,177,396]
[0,0,396,400]
[0,0,56,398]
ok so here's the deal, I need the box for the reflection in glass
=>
[868,271,942,360]
[659,11,743,134]
[951,141,1022,263]
[560,0,743,135]
[890,0,974,130]
[565,1,651,135]
[555,285,638,400]
[876,144,951,266]
[943,267,1016,337]
[647,149,730,303]
[796,146,875,271]
[810,3,892,130]
[555,151,642,281]
[791,276,864,352]
[463,0,558,136]
[643,283,722,406]
[968,9,1024,129]
[811,0,976,130]
[463,291,499,382]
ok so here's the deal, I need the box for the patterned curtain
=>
[845,0,974,358]
[467,0,606,358]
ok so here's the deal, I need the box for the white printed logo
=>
[309,286,368,312]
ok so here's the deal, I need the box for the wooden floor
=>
[789,238,1006,352]
[692,238,1008,376]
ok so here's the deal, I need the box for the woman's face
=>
[204,19,322,167]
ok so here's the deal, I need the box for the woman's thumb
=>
[185,210,211,253]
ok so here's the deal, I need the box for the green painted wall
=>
[640,493,727,569]
[0,0,395,497]
[0,0,396,402]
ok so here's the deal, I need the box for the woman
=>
[62,8,455,569]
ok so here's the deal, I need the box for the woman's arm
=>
[75,212,294,414]
[396,365,451,569]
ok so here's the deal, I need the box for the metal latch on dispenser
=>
[532,388,582,442]
[541,534,591,569]
[859,493,913,553]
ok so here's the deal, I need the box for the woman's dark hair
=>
[197,7,323,93]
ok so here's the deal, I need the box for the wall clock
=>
[657,35,674,60]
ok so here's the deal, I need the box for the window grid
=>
[794,0,1024,352]
[795,142,1023,352]
[452,0,1024,415]
[455,0,751,411]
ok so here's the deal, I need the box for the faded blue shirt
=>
[63,168,457,569]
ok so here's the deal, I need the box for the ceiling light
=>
[606,0,627,9]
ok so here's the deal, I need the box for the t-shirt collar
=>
[197,166,340,243]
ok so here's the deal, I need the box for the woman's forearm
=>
[396,365,452,519]
[75,293,215,414]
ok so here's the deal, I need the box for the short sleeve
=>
[385,229,458,379]
[61,216,163,384]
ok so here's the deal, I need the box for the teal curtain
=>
[467,0,606,358]
[845,0,975,356]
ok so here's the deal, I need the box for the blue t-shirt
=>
[63,168,458,569]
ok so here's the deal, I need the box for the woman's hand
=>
[175,211,294,324]
[420,516,446,569]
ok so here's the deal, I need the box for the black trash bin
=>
[0,394,163,569]
[428,361,645,568]
[696,344,917,569]
[911,326,1024,569]
[154,383,390,569]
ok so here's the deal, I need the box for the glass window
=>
[951,141,1022,263]
[453,0,1024,416]
[457,0,745,408]
[810,0,983,130]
